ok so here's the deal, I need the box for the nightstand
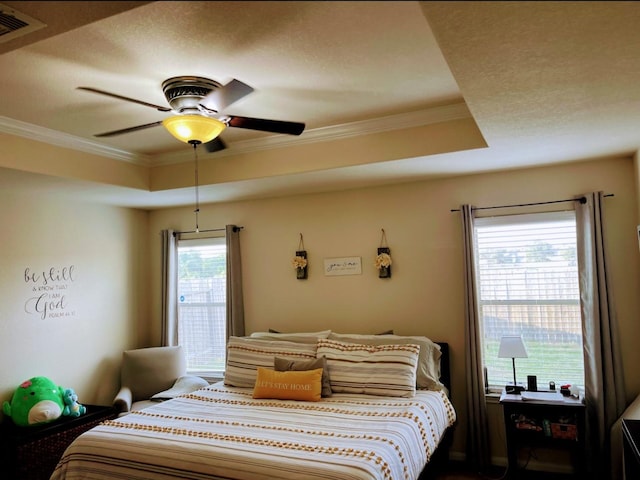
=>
[500,389,585,478]
[0,404,117,480]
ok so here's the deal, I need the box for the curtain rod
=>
[450,194,614,212]
[173,226,244,236]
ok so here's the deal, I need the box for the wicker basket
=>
[1,405,117,480]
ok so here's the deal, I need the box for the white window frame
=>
[473,210,585,393]
[176,235,227,379]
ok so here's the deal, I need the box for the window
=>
[474,210,585,392]
[177,236,226,377]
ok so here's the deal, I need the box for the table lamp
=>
[498,335,528,394]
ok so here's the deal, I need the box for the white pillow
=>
[328,333,444,391]
[150,375,209,401]
[316,338,419,398]
[224,336,318,388]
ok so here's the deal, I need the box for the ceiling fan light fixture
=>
[162,115,226,144]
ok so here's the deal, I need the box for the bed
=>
[51,333,456,480]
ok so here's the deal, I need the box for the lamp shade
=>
[497,335,528,359]
[162,115,226,144]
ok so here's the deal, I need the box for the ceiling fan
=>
[78,76,306,152]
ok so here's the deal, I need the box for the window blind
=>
[177,237,227,374]
[474,211,584,390]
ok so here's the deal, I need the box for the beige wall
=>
[149,155,640,460]
[0,153,637,463]
[0,188,149,410]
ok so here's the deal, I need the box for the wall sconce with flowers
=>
[292,233,308,279]
[375,228,392,278]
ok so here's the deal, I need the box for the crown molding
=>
[0,116,151,166]
[0,102,470,167]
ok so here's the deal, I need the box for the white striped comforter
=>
[51,382,456,480]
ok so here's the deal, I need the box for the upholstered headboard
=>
[435,342,451,396]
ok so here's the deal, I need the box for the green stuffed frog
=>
[2,376,66,426]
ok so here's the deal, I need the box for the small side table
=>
[500,389,585,478]
[0,404,117,480]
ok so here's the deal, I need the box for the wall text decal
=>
[23,265,77,320]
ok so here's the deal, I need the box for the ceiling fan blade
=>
[199,79,254,112]
[78,87,171,112]
[204,136,227,153]
[227,115,305,136]
[93,121,163,138]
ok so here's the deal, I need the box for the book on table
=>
[520,391,576,404]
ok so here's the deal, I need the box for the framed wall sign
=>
[323,257,362,276]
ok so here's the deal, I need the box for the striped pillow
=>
[316,339,419,397]
[328,333,444,391]
[224,336,318,388]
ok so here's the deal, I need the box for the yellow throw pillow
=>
[252,367,323,402]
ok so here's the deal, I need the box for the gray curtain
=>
[575,192,626,478]
[161,229,178,346]
[225,225,245,338]
[461,204,491,471]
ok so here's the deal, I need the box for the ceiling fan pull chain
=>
[193,143,200,233]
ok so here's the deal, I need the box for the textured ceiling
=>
[1,1,639,208]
